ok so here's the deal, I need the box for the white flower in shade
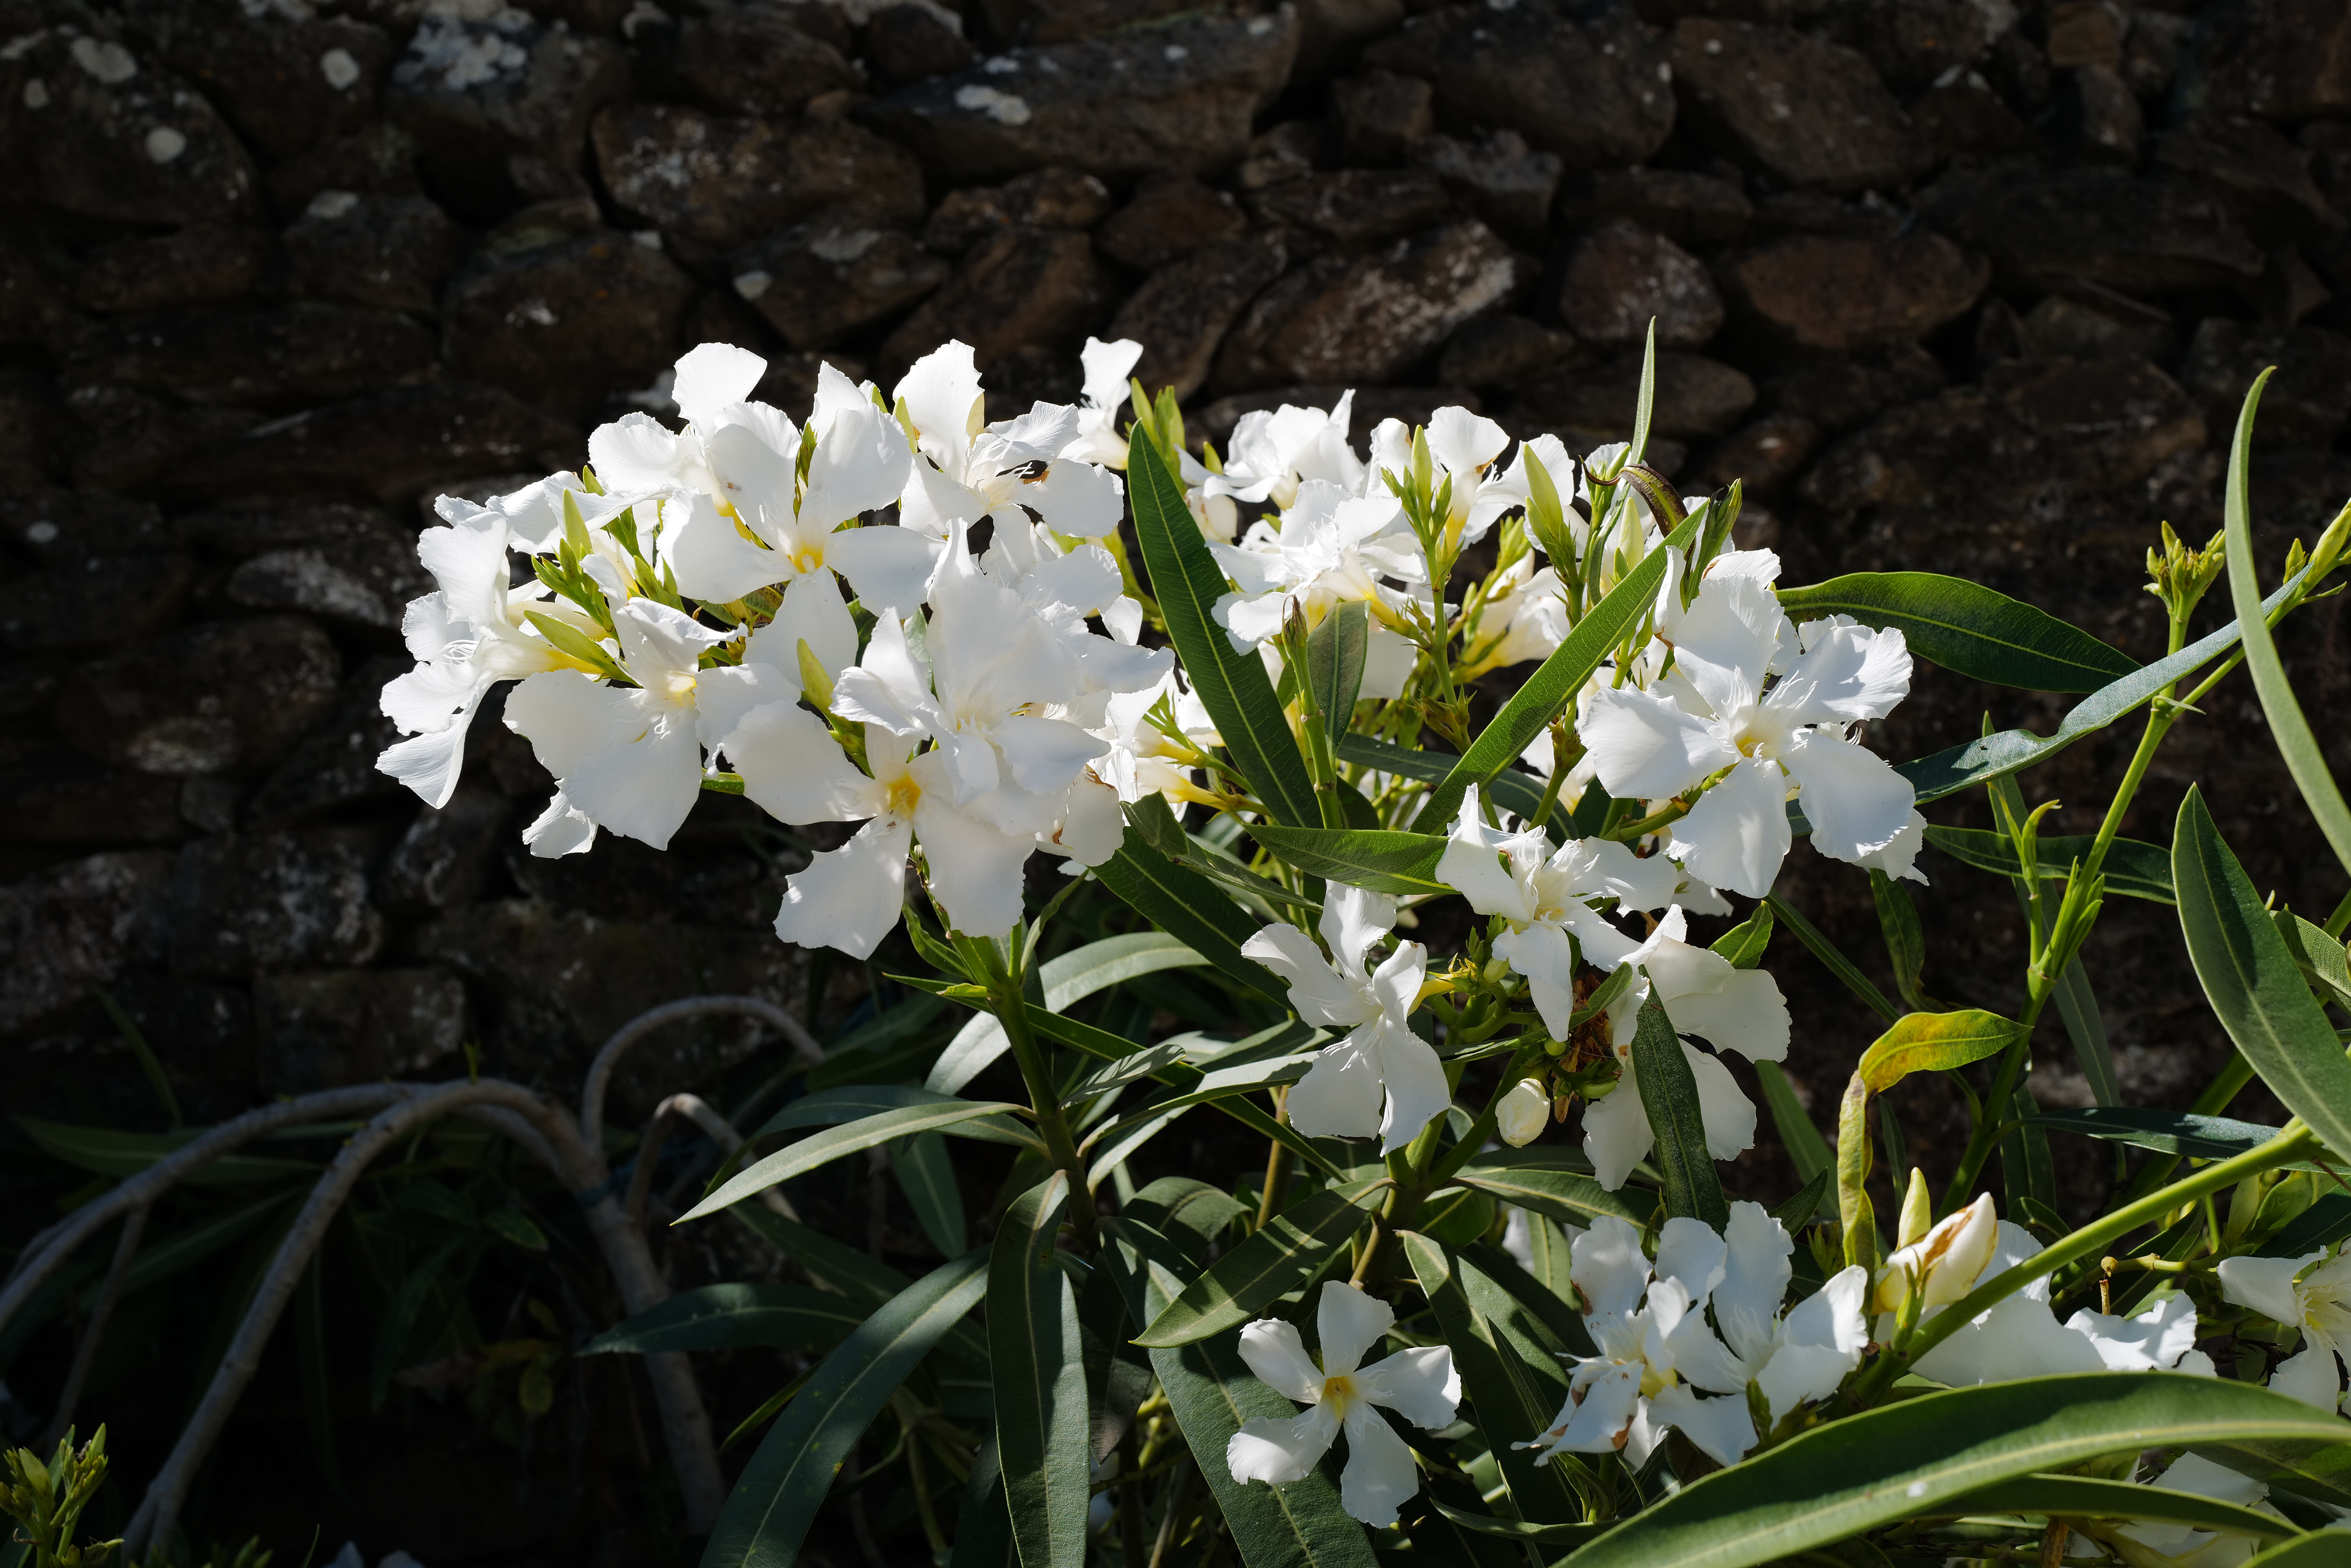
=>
[1227,1282,1461,1527]
[501,597,795,854]
[1368,406,1517,550]
[1207,394,1367,513]
[655,361,930,620]
[1208,479,1421,699]
[1459,555,1570,678]
[378,510,575,809]
[1496,1078,1551,1146]
[1577,569,1918,897]
[2219,1245,2351,1411]
[1524,1209,1866,1470]
[1060,335,1142,467]
[894,341,1128,543]
[2111,1453,2286,1567]
[1088,669,1221,809]
[1241,885,1448,1154]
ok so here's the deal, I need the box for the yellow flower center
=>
[883,773,921,818]
[791,542,824,575]
[659,668,699,704]
[1320,1372,1359,1419]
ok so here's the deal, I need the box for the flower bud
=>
[1872,1192,1997,1316]
[1496,1079,1550,1147]
[1896,1168,1933,1250]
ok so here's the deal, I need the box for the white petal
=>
[1284,1038,1385,1142]
[1227,1407,1336,1488]
[671,342,766,427]
[377,677,488,808]
[613,596,728,687]
[561,704,705,850]
[521,788,597,857]
[2218,1253,2317,1329]
[1668,757,1792,899]
[664,492,789,602]
[1361,1346,1460,1431]
[1855,809,1929,884]
[831,613,939,736]
[894,341,983,459]
[1493,922,1583,1038]
[914,789,1036,938]
[1581,1075,1655,1192]
[1438,786,1538,922]
[1241,925,1373,1027]
[1042,774,1124,867]
[1668,572,1780,719]
[1337,1404,1421,1528]
[1654,1216,1728,1303]
[1911,1292,2106,1386]
[899,453,991,540]
[1578,685,1738,801]
[1755,1266,1868,1424]
[1361,622,1416,701]
[2270,1346,2343,1411]
[1568,1216,1651,1319]
[1215,589,1292,650]
[1660,966,1791,1063]
[1781,730,1915,864]
[1774,622,1910,726]
[1236,1319,1325,1404]
[1684,1043,1759,1163]
[1644,1383,1756,1469]
[801,400,914,530]
[725,704,886,825]
[991,714,1109,795]
[748,567,860,685]
[1540,1361,1641,1457]
[1369,1020,1450,1156]
[1023,458,1125,537]
[504,669,638,779]
[1318,1282,1396,1377]
[587,410,689,495]
[2062,1293,2202,1373]
[415,519,516,628]
[694,663,801,752]
[1714,1201,1793,1366]
[1079,337,1143,411]
[824,523,941,615]
[773,813,911,959]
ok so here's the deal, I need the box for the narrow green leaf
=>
[680,1100,1035,1222]
[1553,1373,2348,1568]
[582,1283,864,1356]
[1132,1178,1386,1347]
[1770,1168,1832,1229]
[948,1435,1014,1568]
[755,1084,1033,1145]
[1775,573,2137,693]
[1333,735,1551,826]
[1868,869,1934,1012]
[1306,599,1368,745]
[991,1176,1090,1568]
[1928,1473,2292,1537]
[1126,796,1322,915]
[2196,1428,2351,1510]
[1763,895,1900,1024]
[1093,825,1293,999]
[1408,508,1704,833]
[1428,1498,1605,1546]
[1631,994,1729,1228]
[1710,904,1775,970]
[1894,568,2309,805]
[700,1252,988,1568]
[1403,1232,1582,1522]
[1924,826,2175,905]
[1754,1062,1831,1185]
[928,931,1216,1094]
[709,1206,993,1372]
[2049,956,2120,1108]
[1247,824,1451,897]
[2223,369,2351,883]
[2025,1107,2329,1171]
[1629,319,1658,463]
[522,609,628,682]
[1453,1152,1646,1229]
[2276,911,2351,1010]
[16,1120,315,1186]
[892,1131,969,1257]
[2235,1540,2345,1568]
[1126,429,1320,827]
[1856,1010,2031,1094]
[2173,786,2351,1158]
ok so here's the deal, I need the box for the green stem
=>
[2110,1052,2256,1209]
[1255,1090,1292,1230]
[968,937,1100,1253]
[1422,1042,1545,1191]
[1869,1124,2317,1403]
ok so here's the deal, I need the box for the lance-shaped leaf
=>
[681,1099,1035,1222]
[1710,903,1774,970]
[1923,1474,2293,1539]
[1631,993,1729,1228]
[583,1283,865,1356]
[1409,509,1704,833]
[1894,567,2309,804]
[1754,1062,1831,1186]
[2276,911,2351,1011]
[992,1175,1090,1568]
[1334,734,1551,826]
[1775,573,2137,693]
[1246,825,1451,897]
[929,932,1212,1094]
[1127,793,1322,915]
[1924,826,2176,905]
[755,1084,1036,1143]
[2026,1108,2331,1171]
[701,1252,988,1568]
[2173,786,2351,1160]
[1093,822,1292,1000]
[1306,599,1368,744]
[893,1131,968,1256]
[1132,1178,1386,1347]
[1551,1373,2347,1568]
[1126,426,1320,827]
[2197,1426,2351,1511]
[1139,1259,1377,1568]
[1855,1010,2030,1094]
[1764,894,1899,1024]
[1429,1499,1606,1547]
[1403,1232,1582,1522]
[2222,370,2351,883]
[1453,1149,1647,1229]
[2235,1540,2343,1568]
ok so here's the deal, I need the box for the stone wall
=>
[3,0,2351,1186]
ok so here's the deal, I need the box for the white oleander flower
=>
[583,341,772,499]
[1577,568,1919,897]
[2108,1453,2289,1568]
[1208,479,1421,700]
[1087,669,1221,809]
[1208,394,1367,514]
[1369,406,1518,552]
[1872,1192,1998,1316]
[1524,1209,1866,1470]
[1459,555,1570,678]
[2219,1245,2351,1412]
[1060,335,1143,468]
[1241,885,1447,1154]
[1227,1282,1460,1527]
[431,468,627,553]
[894,341,1127,543]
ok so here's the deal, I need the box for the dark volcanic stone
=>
[1692,414,1820,498]
[54,615,343,779]
[255,968,467,1091]
[1513,351,1757,441]
[61,305,439,411]
[283,192,464,314]
[1671,20,1928,195]
[0,550,193,651]
[2153,116,2346,246]
[120,0,392,161]
[880,226,1110,377]
[2,26,262,224]
[1213,221,1520,391]
[1718,231,1989,355]
[1107,231,1288,402]
[165,829,385,978]
[166,384,578,506]
[731,221,950,350]
[1331,70,1432,165]
[243,656,414,828]
[1409,132,1563,249]
[628,0,859,117]
[0,489,173,567]
[860,10,1300,182]
[386,10,629,218]
[1909,73,2042,164]
[593,104,925,254]
[218,530,431,633]
[1437,313,1582,392]
[75,225,273,316]
[977,0,1194,46]
[863,4,977,89]
[1761,347,1948,434]
[2016,294,2182,365]
[264,122,422,213]
[1095,173,1248,271]
[1557,218,1722,350]
[1237,120,1325,192]
[0,750,186,845]
[2064,62,2142,168]
[923,169,1114,255]
[1248,169,1454,248]
[1362,2,1673,170]
[1292,0,1404,83]
[1557,167,1752,249]
[0,850,176,1035]
[2178,319,2351,450]
[2178,0,2351,121]
[377,784,512,913]
[441,231,697,421]
[1819,0,1996,95]
[1917,170,2266,296]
